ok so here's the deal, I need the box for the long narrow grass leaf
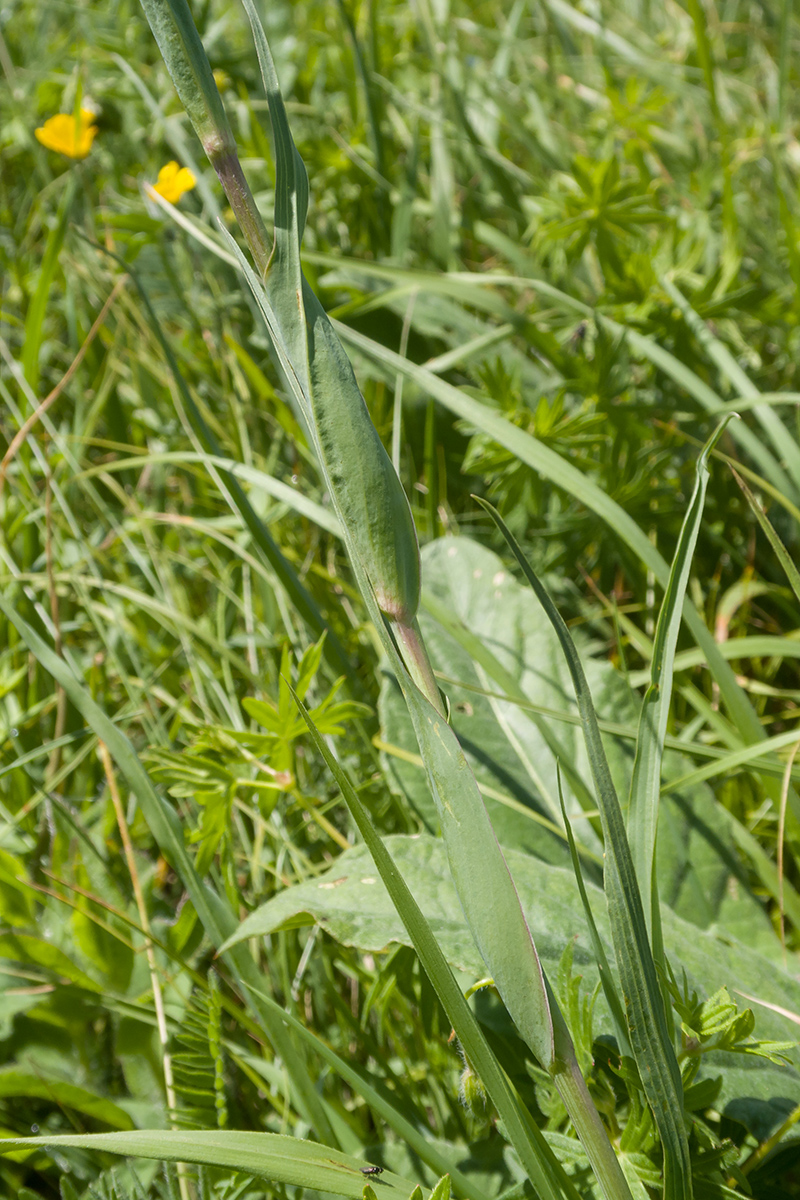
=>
[662,278,800,499]
[627,417,734,937]
[475,499,692,1200]
[731,468,800,604]
[0,1131,414,1196]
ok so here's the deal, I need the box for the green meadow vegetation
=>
[3,0,800,1197]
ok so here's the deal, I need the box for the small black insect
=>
[360,1166,384,1177]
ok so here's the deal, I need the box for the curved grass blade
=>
[75,451,342,536]
[662,278,800,501]
[627,417,734,942]
[731,467,800,604]
[661,728,800,795]
[475,498,692,1200]
[0,1131,415,1198]
[0,595,338,1148]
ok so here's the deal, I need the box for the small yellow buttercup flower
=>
[151,161,196,204]
[35,108,98,159]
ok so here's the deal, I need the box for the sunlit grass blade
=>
[627,417,734,942]
[74,451,342,535]
[662,278,800,499]
[0,595,338,1147]
[731,467,800,604]
[0,1131,416,1197]
[661,728,800,795]
[475,498,692,1200]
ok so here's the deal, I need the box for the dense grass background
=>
[3,0,800,1196]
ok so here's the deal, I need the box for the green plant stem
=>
[394,617,445,715]
[212,150,271,276]
[555,1059,633,1200]
[741,1096,800,1176]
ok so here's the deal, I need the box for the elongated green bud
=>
[139,0,270,274]
[304,285,421,626]
[141,0,440,709]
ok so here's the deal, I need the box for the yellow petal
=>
[34,109,98,159]
[152,161,196,204]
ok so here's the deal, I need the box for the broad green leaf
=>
[0,1131,416,1197]
[476,501,692,1200]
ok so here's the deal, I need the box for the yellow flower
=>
[151,161,196,204]
[35,109,98,159]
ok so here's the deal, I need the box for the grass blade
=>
[557,772,630,1058]
[662,278,800,500]
[475,499,692,1200]
[0,1131,415,1197]
[731,467,800,604]
[627,417,734,939]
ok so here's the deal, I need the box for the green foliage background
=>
[3,0,800,1196]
